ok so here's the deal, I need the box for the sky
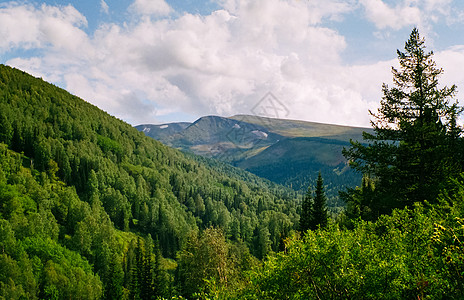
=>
[1,0,464,127]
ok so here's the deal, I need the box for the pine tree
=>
[343,28,463,217]
[299,185,313,232]
[311,172,328,229]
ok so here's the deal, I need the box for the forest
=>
[1,28,464,299]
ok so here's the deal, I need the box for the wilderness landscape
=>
[2,0,464,299]
[2,28,464,299]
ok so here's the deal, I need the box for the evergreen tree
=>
[299,185,313,232]
[339,175,377,223]
[104,252,124,300]
[141,235,155,300]
[311,172,328,229]
[343,28,463,217]
[153,238,165,299]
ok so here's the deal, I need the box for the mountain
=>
[139,122,191,140]
[139,116,282,158]
[136,114,371,198]
[0,64,298,299]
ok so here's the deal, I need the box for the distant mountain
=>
[136,114,372,198]
[139,122,191,140]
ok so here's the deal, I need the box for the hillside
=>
[229,114,367,141]
[0,64,299,299]
[136,114,371,199]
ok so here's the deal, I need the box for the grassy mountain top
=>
[229,114,368,140]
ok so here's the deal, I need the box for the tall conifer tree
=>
[343,28,463,217]
[312,172,328,229]
[299,185,313,232]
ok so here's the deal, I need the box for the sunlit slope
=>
[137,114,371,193]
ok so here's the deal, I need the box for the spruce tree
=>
[311,172,328,229]
[343,28,463,217]
[299,185,313,232]
[104,252,124,300]
[153,239,165,298]
[141,235,155,300]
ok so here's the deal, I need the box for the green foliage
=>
[177,227,257,299]
[340,175,377,224]
[4,27,464,299]
[229,195,464,299]
[177,228,230,297]
[0,64,299,298]
[199,28,464,300]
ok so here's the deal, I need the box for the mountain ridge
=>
[136,114,371,196]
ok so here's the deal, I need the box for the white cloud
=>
[129,0,172,17]
[435,46,464,96]
[425,0,452,16]
[359,0,421,30]
[359,0,461,31]
[0,0,384,126]
[1,0,463,127]
[0,2,90,56]
[100,0,109,15]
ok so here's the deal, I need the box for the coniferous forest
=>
[1,28,464,299]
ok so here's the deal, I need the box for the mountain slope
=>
[139,122,191,140]
[229,114,366,141]
[138,115,282,159]
[0,64,298,298]
[136,114,370,196]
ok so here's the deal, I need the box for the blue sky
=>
[1,0,464,126]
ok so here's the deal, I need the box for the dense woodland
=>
[0,62,299,298]
[2,28,464,299]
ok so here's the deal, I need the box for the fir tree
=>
[141,235,155,300]
[299,185,313,232]
[153,238,165,298]
[104,252,124,300]
[311,172,328,229]
[343,28,463,217]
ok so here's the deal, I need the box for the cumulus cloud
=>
[129,0,172,17]
[359,0,421,30]
[1,0,464,126]
[359,0,459,31]
[100,0,109,15]
[0,2,90,56]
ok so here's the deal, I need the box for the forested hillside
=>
[0,64,299,299]
[3,27,464,300]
